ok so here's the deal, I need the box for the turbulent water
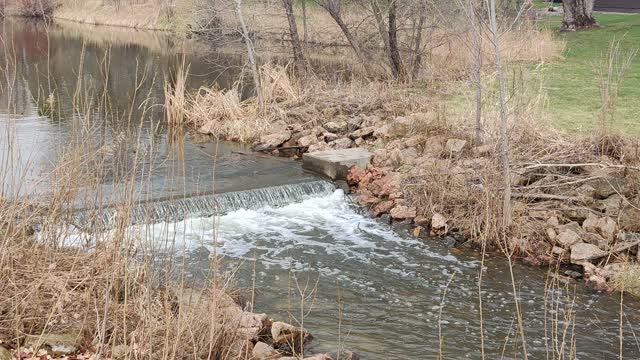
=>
[127,190,640,359]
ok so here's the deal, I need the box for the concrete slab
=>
[302,148,373,180]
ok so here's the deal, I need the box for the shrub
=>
[15,0,55,18]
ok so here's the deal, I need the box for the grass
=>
[536,13,640,134]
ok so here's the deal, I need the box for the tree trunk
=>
[317,0,371,73]
[561,0,597,31]
[388,0,405,80]
[411,0,427,81]
[233,0,263,108]
[282,0,306,75]
[470,0,483,144]
[301,0,308,46]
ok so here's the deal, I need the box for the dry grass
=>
[611,265,640,297]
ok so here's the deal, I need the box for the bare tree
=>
[485,0,511,228]
[282,0,307,75]
[232,0,263,107]
[387,0,405,80]
[410,0,427,80]
[560,0,597,31]
[470,0,483,144]
[314,0,370,72]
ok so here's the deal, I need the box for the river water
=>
[1,18,639,359]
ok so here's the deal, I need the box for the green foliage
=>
[538,14,640,134]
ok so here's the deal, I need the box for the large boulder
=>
[570,243,607,264]
[582,215,617,241]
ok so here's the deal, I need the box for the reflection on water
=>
[0,18,318,207]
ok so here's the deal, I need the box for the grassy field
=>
[537,13,640,134]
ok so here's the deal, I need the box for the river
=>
[1,18,639,359]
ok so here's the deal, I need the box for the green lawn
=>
[537,13,640,134]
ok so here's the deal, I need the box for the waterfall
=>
[71,180,336,231]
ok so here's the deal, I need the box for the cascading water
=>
[71,180,336,230]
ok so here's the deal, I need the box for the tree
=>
[282,0,307,75]
[560,0,598,31]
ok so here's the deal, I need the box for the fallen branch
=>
[511,193,582,202]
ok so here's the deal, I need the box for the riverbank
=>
[181,59,640,296]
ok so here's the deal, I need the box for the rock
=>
[258,131,292,149]
[556,229,582,248]
[323,132,339,142]
[347,116,364,130]
[600,263,626,279]
[298,134,319,147]
[586,274,610,291]
[347,166,368,185]
[546,228,558,242]
[354,137,365,146]
[252,342,279,360]
[570,243,607,263]
[357,194,380,206]
[287,123,304,133]
[112,345,131,360]
[472,144,494,157]
[600,194,623,216]
[323,107,339,118]
[308,143,330,153]
[582,232,610,250]
[329,138,355,149]
[371,201,395,217]
[303,148,373,180]
[588,176,631,199]
[0,346,11,360]
[597,216,617,241]
[552,246,567,259]
[582,213,600,233]
[350,127,375,139]
[404,135,423,148]
[370,172,402,197]
[24,332,82,356]
[619,203,640,232]
[373,124,392,138]
[557,221,582,234]
[390,205,417,220]
[445,139,467,155]
[270,322,312,355]
[430,213,448,236]
[412,226,424,237]
[335,180,350,194]
[423,136,445,158]
[612,232,640,252]
[324,120,348,133]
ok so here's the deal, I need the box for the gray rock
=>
[323,132,339,142]
[619,203,640,232]
[556,229,582,248]
[24,333,81,356]
[324,120,348,133]
[445,139,467,154]
[329,137,355,149]
[349,127,375,139]
[570,243,607,263]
